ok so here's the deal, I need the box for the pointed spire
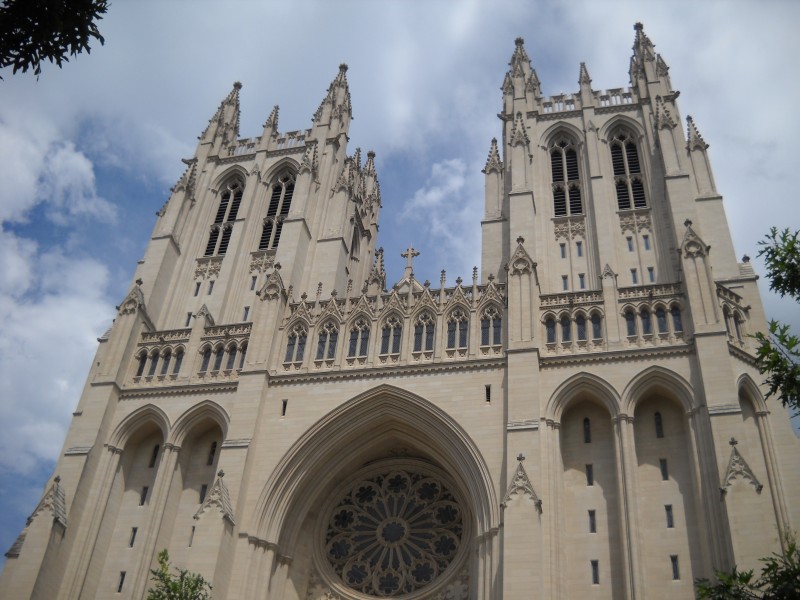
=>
[314,63,353,125]
[632,22,656,62]
[656,54,670,77]
[509,112,530,148]
[482,138,503,174]
[299,141,319,179]
[526,70,541,97]
[352,147,362,172]
[200,81,241,145]
[262,105,279,136]
[364,150,376,176]
[579,62,592,86]
[654,96,677,130]
[509,37,532,78]
[194,470,235,524]
[366,247,386,294]
[686,115,709,151]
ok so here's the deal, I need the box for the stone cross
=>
[400,246,419,278]
[401,246,419,269]
[517,453,525,462]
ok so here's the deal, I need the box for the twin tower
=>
[3,23,798,600]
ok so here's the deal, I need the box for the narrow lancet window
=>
[259,172,295,251]
[550,139,583,216]
[204,179,244,256]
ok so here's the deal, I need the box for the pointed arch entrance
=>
[246,384,499,600]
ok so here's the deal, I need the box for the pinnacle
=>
[483,138,502,174]
[233,81,242,90]
[515,37,525,47]
[686,115,709,150]
[508,36,531,77]
[339,63,348,73]
[579,62,592,85]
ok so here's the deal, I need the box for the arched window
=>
[610,132,646,210]
[671,305,683,333]
[583,418,591,443]
[204,179,244,256]
[316,321,339,360]
[238,343,247,369]
[723,306,732,336]
[560,315,571,342]
[207,441,217,466]
[545,317,556,344]
[447,309,469,349]
[481,306,502,346]
[413,313,435,352]
[200,347,212,372]
[734,313,744,341]
[347,319,370,358]
[149,444,160,468]
[160,350,172,376]
[259,172,295,251]
[380,316,403,355]
[625,310,637,337]
[591,313,603,339]
[212,345,225,371]
[173,349,184,374]
[656,307,668,334]
[655,412,664,438]
[641,309,652,335]
[550,139,583,216]
[225,345,237,370]
[147,351,159,377]
[285,325,307,363]
[576,314,587,341]
[135,352,147,377]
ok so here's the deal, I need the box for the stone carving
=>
[324,468,463,597]
[509,112,530,148]
[194,470,235,524]
[619,211,651,234]
[259,265,285,301]
[502,458,542,513]
[507,238,534,276]
[680,222,709,259]
[249,251,275,273]
[554,216,586,240]
[117,279,146,316]
[195,256,224,280]
[721,438,763,495]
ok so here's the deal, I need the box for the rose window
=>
[324,468,463,597]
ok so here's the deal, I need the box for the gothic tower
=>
[2,24,798,600]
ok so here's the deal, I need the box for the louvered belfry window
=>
[550,139,583,217]
[259,173,295,251]
[204,180,243,256]
[611,133,647,210]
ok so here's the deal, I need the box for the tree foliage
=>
[147,550,212,600]
[753,228,800,414]
[695,539,800,599]
[0,0,108,79]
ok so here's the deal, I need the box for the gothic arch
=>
[261,157,300,184]
[737,373,768,413]
[251,384,499,553]
[621,365,695,415]
[599,114,646,142]
[546,372,620,422]
[108,404,170,449]
[168,400,230,447]
[210,165,248,191]
[539,121,585,149]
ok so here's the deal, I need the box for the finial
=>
[488,273,495,282]
[473,266,478,280]
[516,236,525,245]
[742,254,750,263]
[515,37,525,47]
[424,280,430,288]
[218,469,225,477]
[301,292,308,300]
[274,262,281,270]
[233,81,242,90]
[455,276,463,286]
[634,22,643,31]
[367,150,375,158]
[517,453,525,462]
[339,63,348,73]
[684,219,692,228]
[331,289,338,298]
[54,475,61,483]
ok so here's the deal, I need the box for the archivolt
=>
[107,403,170,449]
[168,399,229,447]
[620,365,695,415]
[251,384,499,554]
[545,372,621,422]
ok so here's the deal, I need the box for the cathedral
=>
[2,23,798,600]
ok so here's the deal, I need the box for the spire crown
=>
[579,62,592,86]
[508,37,532,78]
[483,138,503,174]
[200,81,241,145]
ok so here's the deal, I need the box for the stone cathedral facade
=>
[2,23,798,600]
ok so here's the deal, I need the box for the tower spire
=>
[262,104,279,137]
[313,63,353,128]
[630,22,673,94]
[509,37,532,78]
[200,81,241,146]
[579,62,592,86]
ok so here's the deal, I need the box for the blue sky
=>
[1,0,799,562]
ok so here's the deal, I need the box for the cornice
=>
[268,356,506,386]
[120,380,238,400]
[594,103,639,116]
[540,342,693,368]
[537,109,581,121]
